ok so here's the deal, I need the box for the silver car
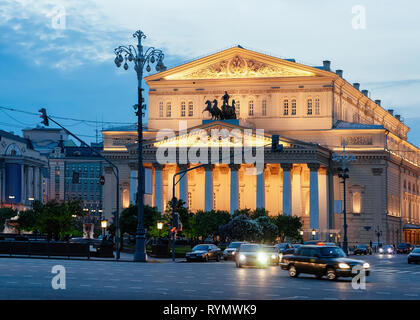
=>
[235,244,269,268]
[223,241,248,260]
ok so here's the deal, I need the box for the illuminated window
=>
[159,101,164,117]
[283,100,289,115]
[307,99,313,115]
[188,101,194,117]
[262,100,267,116]
[291,99,296,115]
[180,101,186,117]
[315,98,320,115]
[248,100,254,116]
[352,192,361,214]
[166,102,171,117]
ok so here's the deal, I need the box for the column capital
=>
[228,163,241,171]
[280,163,293,171]
[308,163,321,171]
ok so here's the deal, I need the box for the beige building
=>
[102,46,420,245]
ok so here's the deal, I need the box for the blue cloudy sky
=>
[0,0,419,144]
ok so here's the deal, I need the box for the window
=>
[291,99,296,115]
[315,98,320,115]
[159,101,163,117]
[188,101,194,117]
[188,192,192,208]
[283,100,289,115]
[262,100,267,116]
[166,102,171,117]
[307,99,313,115]
[248,100,254,116]
[352,192,361,214]
[180,101,186,117]
[235,100,240,117]
[213,192,216,208]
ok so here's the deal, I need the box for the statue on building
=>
[203,91,237,120]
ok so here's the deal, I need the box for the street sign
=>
[99,175,105,185]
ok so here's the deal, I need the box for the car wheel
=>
[205,255,209,262]
[326,268,337,281]
[288,265,299,278]
[216,255,220,262]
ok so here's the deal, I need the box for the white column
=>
[318,167,328,232]
[204,164,214,212]
[153,164,163,213]
[179,164,188,207]
[309,163,320,230]
[291,165,302,216]
[281,163,292,216]
[256,164,265,209]
[130,169,138,205]
[28,166,34,199]
[229,164,239,215]
[33,167,39,200]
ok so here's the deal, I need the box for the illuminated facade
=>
[102,46,420,244]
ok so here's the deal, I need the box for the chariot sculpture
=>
[203,91,237,120]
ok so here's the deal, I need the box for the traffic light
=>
[271,135,283,152]
[39,108,49,126]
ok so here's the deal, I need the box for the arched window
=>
[283,100,289,115]
[315,98,320,115]
[248,100,254,116]
[166,102,171,117]
[188,101,194,117]
[307,99,313,115]
[262,100,267,116]
[235,99,240,117]
[180,101,186,117]
[291,99,296,115]
[159,101,164,117]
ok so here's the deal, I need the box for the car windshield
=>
[320,247,346,258]
[398,244,407,248]
[228,242,242,248]
[412,248,420,253]
[357,245,367,248]
[240,244,261,252]
[383,245,392,249]
[263,247,278,252]
[192,245,209,251]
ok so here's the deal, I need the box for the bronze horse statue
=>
[203,99,222,120]
[203,92,237,120]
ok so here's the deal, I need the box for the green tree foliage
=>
[272,215,303,242]
[232,208,252,218]
[250,208,269,220]
[255,216,278,243]
[195,210,231,240]
[0,207,17,232]
[119,204,162,238]
[219,214,262,242]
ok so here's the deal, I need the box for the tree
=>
[195,210,231,241]
[219,214,262,242]
[119,204,162,238]
[272,215,303,242]
[232,208,252,218]
[0,207,17,232]
[250,208,269,220]
[255,216,278,243]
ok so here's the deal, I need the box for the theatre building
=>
[102,46,420,245]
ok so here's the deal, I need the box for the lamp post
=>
[311,229,316,240]
[157,221,163,239]
[332,140,356,254]
[299,230,304,243]
[114,30,166,262]
[101,219,108,237]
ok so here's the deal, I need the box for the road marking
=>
[130,280,143,282]
[129,287,143,290]
[6,281,17,284]
[210,291,223,294]
[104,286,117,288]
[156,288,169,291]
[375,291,391,295]
[80,284,91,287]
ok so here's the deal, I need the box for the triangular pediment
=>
[146,46,332,82]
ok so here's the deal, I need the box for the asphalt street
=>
[0,253,419,300]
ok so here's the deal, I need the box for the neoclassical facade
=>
[102,46,420,245]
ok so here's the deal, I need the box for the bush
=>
[219,214,262,242]
[255,216,278,243]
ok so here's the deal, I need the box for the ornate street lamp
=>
[114,30,166,262]
[157,221,163,238]
[311,229,316,240]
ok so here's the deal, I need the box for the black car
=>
[275,243,295,255]
[397,243,413,254]
[280,245,371,280]
[185,244,222,262]
[353,244,372,255]
[408,248,420,264]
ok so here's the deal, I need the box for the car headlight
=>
[239,254,246,262]
[379,248,384,253]
[271,254,276,259]
[387,248,392,253]
[257,252,268,264]
[363,263,370,269]
[338,263,351,269]
[232,251,236,255]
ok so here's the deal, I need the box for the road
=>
[0,253,419,300]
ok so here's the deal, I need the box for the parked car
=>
[223,241,248,260]
[263,246,281,265]
[408,248,420,264]
[397,243,413,254]
[353,244,372,255]
[379,245,395,254]
[185,244,222,262]
[280,245,371,280]
[292,244,302,250]
[275,243,295,254]
[235,244,268,268]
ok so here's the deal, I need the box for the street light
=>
[114,29,166,262]
[101,219,108,237]
[157,221,163,238]
[311,229,316,240]
[299,230,304,243]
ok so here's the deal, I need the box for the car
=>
[275,243,295,254]
[397,243,413,254]
[353,244,372,255]
[378,245,395,254]
[235,244,269,268]
[292,244,302,250]
[223,241,248,260]
[280,245,371,280]
[262,246,281,265]
[185,244,222,262]
[408,248,420,264]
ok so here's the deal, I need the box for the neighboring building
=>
[0,129,48,211]
[102,46,420,245]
